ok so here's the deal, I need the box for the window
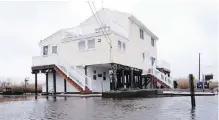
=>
[151,37,155,47]
[93,70,96,80]
[52,46,57,54]
[123,43,126,52]
[43,46,48,55]
[78,40,85,50]
[118,40,122,50]
[142,52,145,61]
[151,57,156,66]
[87,38,95,49]
[140,29,144,39]
[103,72,106,80]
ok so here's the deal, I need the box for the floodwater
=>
[0,96,218,120]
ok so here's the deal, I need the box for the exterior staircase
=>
[55,59,92,93]
[147,68,174,89]
[32,55,92,93]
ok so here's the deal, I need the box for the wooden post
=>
[85,66,88,85]
[117,71,121,89]
[46,73,48,94]
[53,70,56,95]
[121,69,125,88]
[111,63,117,90]
[189,74,196,107]
[35,73,37,96]
[130,68,134,88]
[64,79,67,93]
[139,75,142,89]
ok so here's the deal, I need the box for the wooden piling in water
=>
[189,74,196,107]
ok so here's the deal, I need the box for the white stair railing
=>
[55,57,92,91]
[148,68,173,88]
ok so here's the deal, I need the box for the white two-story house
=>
[31,8,173,94]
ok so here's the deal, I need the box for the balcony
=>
[32,55,59,67]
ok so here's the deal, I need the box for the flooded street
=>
[0,96,218,120]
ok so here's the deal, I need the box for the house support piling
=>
[64,78,67,93]
[35,73,38,97]
[46,73,48,94]
[53,70,56,95]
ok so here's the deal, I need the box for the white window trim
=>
[117,40,126,53]
[51,45,58,55]
[117,40,122,51]
[122,42,126,52]
[78,38,96,52]
[78,40,86,51]
[87,38,96,50]
[140,29,144,40]
[151,38,156,47]
[142,52,145,61]
[42,45,49,57]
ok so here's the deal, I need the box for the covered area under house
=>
[31,62,171,95]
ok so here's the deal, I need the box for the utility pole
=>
[199,53,200,82]
[202,74,205,92]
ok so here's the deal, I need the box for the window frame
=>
[87,38,95,49]
[142,52,145,61]
[78,40,86,51]
[93,70,97,80]
[140,29,144,40]
[43,45,49,56]
[118,40,122,51]
[151,37,155,47]
[122,43,126,52]
[52,45,58,55]
[151,57,156,66]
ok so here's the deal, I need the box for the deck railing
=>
[148,68,173,88]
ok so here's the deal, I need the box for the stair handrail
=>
[154,69,173,88]
[148,68,173,88]
[56,58,86,90]
[67,67,86,90]
[70,66,92,90]
[62,57,92,90]
[56,57,92,91]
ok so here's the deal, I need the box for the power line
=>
[91,1,112,46]
[87,1,111,47]
[87,1,112,62]
[91,1,113,63]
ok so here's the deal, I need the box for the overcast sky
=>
[0,0,218,84]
